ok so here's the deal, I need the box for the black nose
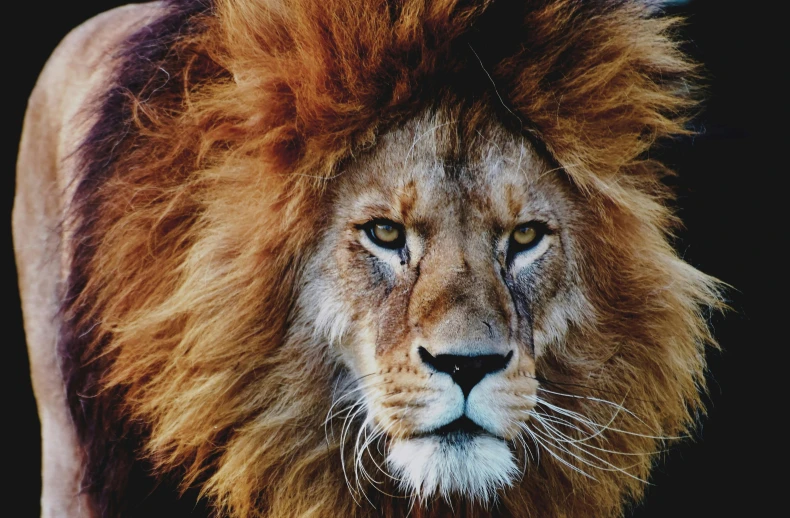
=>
[418,347,513,398]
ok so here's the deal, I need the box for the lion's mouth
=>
[417,416,489,442]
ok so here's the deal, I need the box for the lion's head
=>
[296,110,717,509]
[60,0,722,516]
[304,114,586,501]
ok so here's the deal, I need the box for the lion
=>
[14,0,723,517]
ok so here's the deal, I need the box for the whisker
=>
[339,388,414,503]
[354,398,405,489]
[360,415,410,497]
[537,387,652,428]
[326,382,380,426]
[324,373,389,446]
[533,414,665,457]
[354,412,386,502]
[532,376,661,405]
[519,422,597,481]
[531,412,610,444]
[529,417,648,484]
[507,418,533,478]
[345,403,373,496]
[537,399,684,441]
[536,393,628,444]
[340,397,374,502]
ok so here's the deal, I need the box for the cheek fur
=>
[329,235,418,360]
[341,239,395,298]
[504,242,566,355]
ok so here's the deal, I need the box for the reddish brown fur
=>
[52,0,722,517]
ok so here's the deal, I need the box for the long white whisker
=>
[348,404,377,503]
[325,374,392,451]
[532,419,638,479]
[530,409,600,437]
[531,410,663,455]
[508,419,533,478]
[354,412,385,501]
[536,398,683,441]
[338,399,366,504]
[520,423,597,481]
[535,394,626,445]
[363,411,410,491]
[521,424,541,467]
[529,417,648,484]
[355,400,405,489]
[327,378,387,422]
[537,387,653,429]
[537,415,664,457]
[341,388,413,503]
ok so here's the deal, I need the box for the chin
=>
[387,430,519,504]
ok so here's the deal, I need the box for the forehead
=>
[334,111,565,226]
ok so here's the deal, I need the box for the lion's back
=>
[14,3,164,516]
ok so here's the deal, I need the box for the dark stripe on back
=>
[59,1,214,516]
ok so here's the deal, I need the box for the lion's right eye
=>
[364,220,406,250]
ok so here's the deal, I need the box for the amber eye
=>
[510,223,546,254]
[364,220,406,250]
[513,226,537,245]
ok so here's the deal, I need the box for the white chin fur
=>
[387,435,518,503]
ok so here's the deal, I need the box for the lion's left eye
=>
[509,222,546,254]
[364,220,406,250]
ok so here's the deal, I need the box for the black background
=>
[7,1,778,516]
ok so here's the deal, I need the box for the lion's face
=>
[298,112,593,500]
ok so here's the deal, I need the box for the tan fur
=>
[14,5,166,516]
[15,1,722,517]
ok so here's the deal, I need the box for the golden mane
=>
[57,0,721,516]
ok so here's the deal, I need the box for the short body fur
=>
[15,1,721,517]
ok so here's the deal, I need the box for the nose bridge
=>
[410,233,510,355]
